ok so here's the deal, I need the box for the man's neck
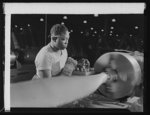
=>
[49,43,60,52]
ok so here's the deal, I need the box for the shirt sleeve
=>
[35,53,53,71]
[59,49,68,69]
[64,49,68,63]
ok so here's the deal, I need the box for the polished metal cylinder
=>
[94,52,142,99]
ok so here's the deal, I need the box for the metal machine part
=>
[94,52,142,100]
[76,58,90,72]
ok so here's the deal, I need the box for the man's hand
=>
[62,57,77,76]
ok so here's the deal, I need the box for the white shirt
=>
[34,43,68,79]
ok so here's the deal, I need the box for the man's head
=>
[50,24,70,50]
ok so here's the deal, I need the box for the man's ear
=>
[51,37,57,42]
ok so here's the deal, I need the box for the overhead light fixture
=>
[40,18,44,22]
[63,16,68,19]
[135,26,139,29]
[129,34,133,37]
[110,31,113,33]
[109,33,112,36]
[15,25,18,28]
[110,26,114,29]
[94,31,97,34]
[94,14,99,17]
[83,20,87,24]
[88,45,92,50]
[70,30,73,32]
[20,28,23,30]
[90,27,94,30]
[101,29,104,32]
[112,18,116,22]
[116,34,119,37]
[81,31,83,34]
[61,22,65,25]
[27,24,30,27]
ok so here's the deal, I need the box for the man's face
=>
[55,31,70,50]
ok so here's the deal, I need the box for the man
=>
[33,24,70,79]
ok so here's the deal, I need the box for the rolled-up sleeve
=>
[35,53,53,71]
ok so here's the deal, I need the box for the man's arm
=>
[35,52,53,79]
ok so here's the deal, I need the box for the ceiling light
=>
[110,26,114,29]
[135,26,139,29]
[15,25,18,28]
[83,20,87,23]
[27,24,30,27]
[101,29,104,32]
[90,27,94,30]
[94,14,98,17]
[110,31,113,33]
[63,16,68,19]
[40,18,44,21]
[112,18,116,22]
[61,22,65,25]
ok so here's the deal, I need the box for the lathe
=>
[10,51,143,111]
